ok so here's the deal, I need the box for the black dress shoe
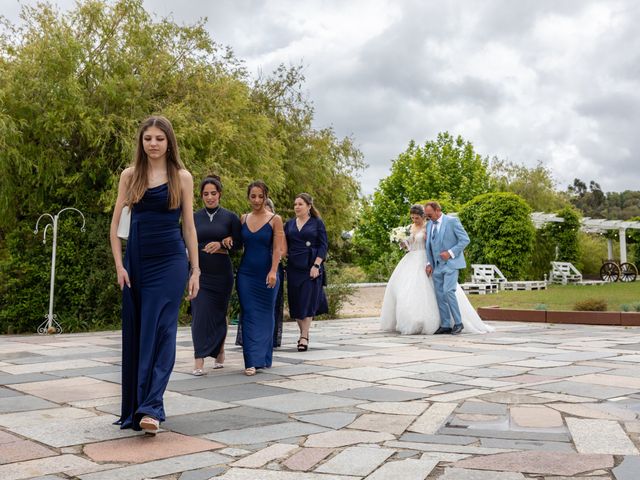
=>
[434,327,452,335]
[451,324,464,335]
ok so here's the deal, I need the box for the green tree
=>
[0,0,362,333]
[491,160,568,212]
[352,132,493,279]
[458,192,535,280]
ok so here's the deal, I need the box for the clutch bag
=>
[117,206,131,240]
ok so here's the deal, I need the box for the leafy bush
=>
[548,206,582,268]
[574,299,607,311]
[621,302,640,312]
[458,192,535,280]
[578,232,609,275]
[317,261,356,320]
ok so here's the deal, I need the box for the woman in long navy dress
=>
[190,175,242,375]
[236,181,285,376]
[110,116,200,435]
[284,193,328,351]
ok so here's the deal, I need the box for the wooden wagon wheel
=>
[600,262,620,282]
[620,262,638,282]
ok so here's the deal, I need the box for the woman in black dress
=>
[283,193,328,351]
[190,175,242,375]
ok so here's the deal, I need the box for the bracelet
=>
[191,267,201,275]
[312,264,321,269]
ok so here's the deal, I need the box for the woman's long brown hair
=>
[126,116,184,209]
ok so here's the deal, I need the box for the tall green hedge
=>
[458,192,535,280]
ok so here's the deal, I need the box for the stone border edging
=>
[478,307,640,326]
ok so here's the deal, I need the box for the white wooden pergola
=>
[531,212,640,263]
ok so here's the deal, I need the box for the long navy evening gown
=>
[236,216,279,369]
[118,183,188,430]
[284,216,328,319]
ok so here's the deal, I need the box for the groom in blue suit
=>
[425,201,470,335]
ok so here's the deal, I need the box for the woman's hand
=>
[310,266,320,279]
[221,236,233,249]
[203,241,222,254]
[187,270,200,300]
[266,269,277,288]
[117,266,131,290]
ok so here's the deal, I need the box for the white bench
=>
[550,261,583,285]
[471,264,508,288]
[471,264,546,291]
[503,280,547,291]
[460,282,499,295]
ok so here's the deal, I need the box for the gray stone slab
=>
[78,452,230,480]
[168,372,282,391]
[480,438,575,452]
[612,455,640,480]
[412,372,472,383]
[315,446,395,476]
[0,394,58,413]
[364,458,438,480]
[456,401,508,415]
[567,418,639,454]
[178,466,226,480]
[528,365,609,377]
[0,387,22,398]
[48,365,121,378]
[293,412,358,429]
[438,427,571,442]
[332,387,427,402]
[236,392,361,413]
[535,351,617,362]
[438,468,526,480]
[400,432,477,445]
[263,364,332,376]
[190,384,296,402]
[0,373,58,385]
[427,383,471,393]
[461,368,529,378]
[163,406,289,435]
[8,414,138,447]
[534,380,640,399]
[205,421,328,445]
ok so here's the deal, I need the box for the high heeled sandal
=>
[140,415,159,435]
[297,336,309,352]
[213,351,225,369]
[244,367,256,376]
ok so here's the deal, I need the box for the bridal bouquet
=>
[390,225,411,250]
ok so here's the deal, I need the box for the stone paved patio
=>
[2,318,640,479]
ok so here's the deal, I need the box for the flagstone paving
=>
[3,318,640,478]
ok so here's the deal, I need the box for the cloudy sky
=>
[4,0,640,194]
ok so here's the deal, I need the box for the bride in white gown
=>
[380,205,494,335]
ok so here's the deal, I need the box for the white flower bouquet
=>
[389,225,411,250]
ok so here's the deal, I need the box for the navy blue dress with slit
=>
[236,217,279,369]
[118,183,188,430]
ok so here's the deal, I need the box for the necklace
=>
[206,207,220,222]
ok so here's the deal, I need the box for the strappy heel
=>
[297,336,309,352]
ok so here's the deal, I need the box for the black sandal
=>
[297,336,309,352]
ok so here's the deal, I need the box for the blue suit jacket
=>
[425,214,470,270]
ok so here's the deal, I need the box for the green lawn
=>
[467,281,640,311]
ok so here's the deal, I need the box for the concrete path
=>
[1,318,640,479]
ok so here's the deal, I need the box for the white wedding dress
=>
[380,228,494,335]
